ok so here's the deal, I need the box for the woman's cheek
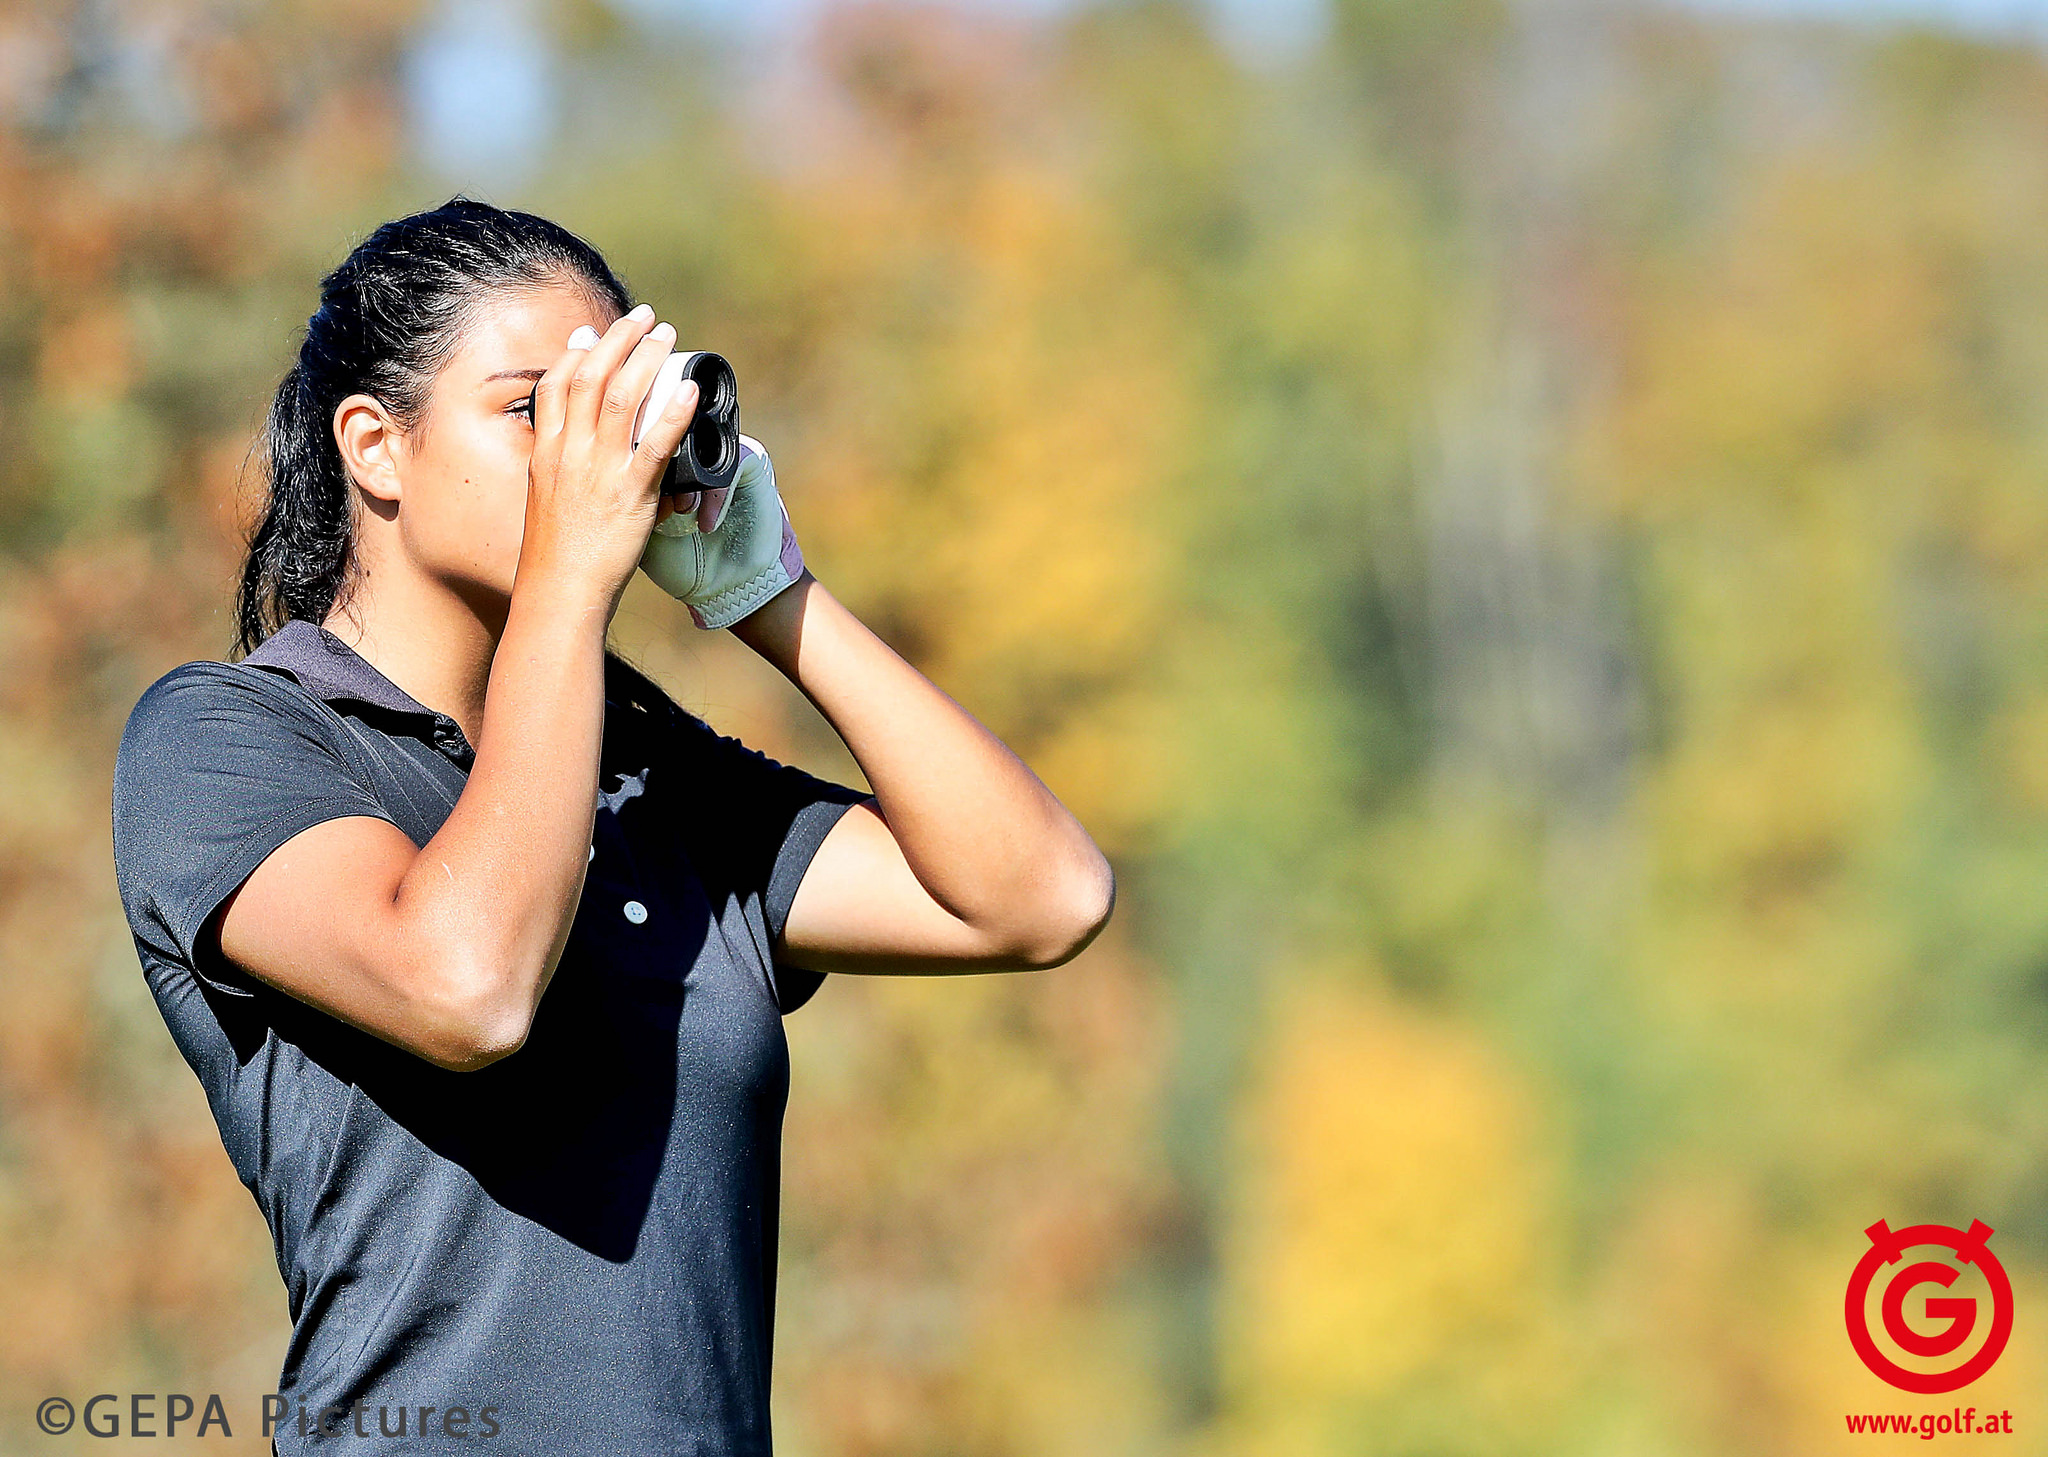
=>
[428,461,525,588]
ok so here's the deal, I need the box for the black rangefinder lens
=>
[668,351,740,496]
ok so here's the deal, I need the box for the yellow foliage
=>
[1219,978,1563,1439]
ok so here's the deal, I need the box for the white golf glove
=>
[639,434,807,630]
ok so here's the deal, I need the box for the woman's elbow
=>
[419,1017,530,1073]
[1015,858,1116,970]
[408,954,536,1071]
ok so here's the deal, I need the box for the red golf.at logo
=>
[1845,1220,2013,1394]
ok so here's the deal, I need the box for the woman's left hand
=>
[640,435,808,630]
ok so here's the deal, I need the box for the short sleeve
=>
[112,662,398,993]
[671,712,875,1013]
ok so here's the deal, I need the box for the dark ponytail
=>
[235,196,633,656]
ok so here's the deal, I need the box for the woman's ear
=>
[334,394,404,505]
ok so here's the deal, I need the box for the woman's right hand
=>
[516,303,701,616]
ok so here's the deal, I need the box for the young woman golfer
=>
[111,198,1114,1454]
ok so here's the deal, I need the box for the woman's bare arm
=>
[730,573,1116,975]
[210,590,609,1071]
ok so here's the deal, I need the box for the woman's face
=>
[382,279,618,610]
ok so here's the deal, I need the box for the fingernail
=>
[629,303,654,321]
[651,321,675,340]
[567,325,600,350]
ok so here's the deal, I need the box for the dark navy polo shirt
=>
[110,619,874,1454]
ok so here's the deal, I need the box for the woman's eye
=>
[509,393,535,422]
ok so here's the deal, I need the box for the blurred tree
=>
[0,2,429,1446]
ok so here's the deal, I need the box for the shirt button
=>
[623,900,649,925]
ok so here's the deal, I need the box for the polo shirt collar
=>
[242,618,443,722]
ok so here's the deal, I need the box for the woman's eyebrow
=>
[483,367,546,383]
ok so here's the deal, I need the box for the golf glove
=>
[640,434,807,630]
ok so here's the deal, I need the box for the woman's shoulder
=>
[601,650,716,742]
[117,655,340,776]
[131,656,256,702]
[597,654,823,799]
[127,654,324,721]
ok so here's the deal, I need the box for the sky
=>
[610,0,2048,46]
[403,0,2048,186]
[1688,0,2048,33]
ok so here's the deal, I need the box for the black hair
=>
[234,196,633,656]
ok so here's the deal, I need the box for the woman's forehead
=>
[453,284,618,379]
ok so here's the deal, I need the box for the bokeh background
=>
[8,0,2048,1451]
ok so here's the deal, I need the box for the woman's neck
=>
[322,571,505,749]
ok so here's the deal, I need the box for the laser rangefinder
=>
[533,338,741,496]
[640,349,741,497]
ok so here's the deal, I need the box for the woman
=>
[110,198,1113,1454]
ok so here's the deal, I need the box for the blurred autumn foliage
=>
[7,0,2048,1453]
